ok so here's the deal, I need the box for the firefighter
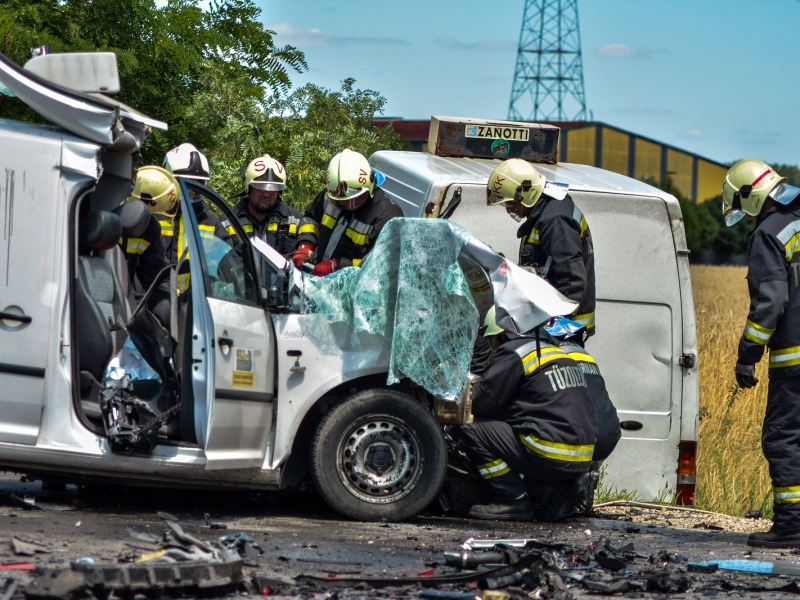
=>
[452,307,598,521]
[721,159,800,548]
[121,165,177,322]
[487,159,596,336]
[231,154,301,257]
[292,149,403,275]
[162,143,230,264]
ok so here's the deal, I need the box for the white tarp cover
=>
[299,218,576,401]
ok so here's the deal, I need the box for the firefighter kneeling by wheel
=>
[447,308,619,522]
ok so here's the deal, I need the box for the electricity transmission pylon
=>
[508,0,588,121]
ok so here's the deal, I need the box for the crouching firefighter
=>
[451,307,598,521]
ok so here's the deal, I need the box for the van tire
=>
[310,388,446,521]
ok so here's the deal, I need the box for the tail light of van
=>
[676,440,697,505]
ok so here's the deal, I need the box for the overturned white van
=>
[370,116,699,504]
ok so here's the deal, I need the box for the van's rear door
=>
[570,189,697,501]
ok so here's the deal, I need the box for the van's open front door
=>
[179,182,276,470]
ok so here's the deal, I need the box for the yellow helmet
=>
[486,159,546,208]
[721,159,786,226]
[163,143,210,182]
[128,165,180,216]
[243,154,287,193]
[325,149,374,201]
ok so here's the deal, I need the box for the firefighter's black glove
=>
[735,362,759,389]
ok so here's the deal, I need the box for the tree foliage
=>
[0,0,307,163]
[0,0,405,210]
[208,78,406,208]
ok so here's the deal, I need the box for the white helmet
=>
[325,149,374,201]
[163,143,210,182]
[721,159,786,226]
[486,159,546,208]
[244,154,287,193]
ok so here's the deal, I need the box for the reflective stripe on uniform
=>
[515,341,568,376]
[526,228,541,244]
[776,220,800,262]
[769,345,800,369]
[744,319,774,345]
[477,458,511,479]
[344,218,373,247]
[122,237,151,255]
[267,222,299,234]
[159,220,174,237]
[519,432,594,463]
[572,206,588,238]
[321,203,342,230]
[352,258,362,267]
[564,349,595,365]
[774,485,800,504]
[572,311,595,330]
[299,223,318,236]
[198,224,216,239]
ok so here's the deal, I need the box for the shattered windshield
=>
[297,218,576,401]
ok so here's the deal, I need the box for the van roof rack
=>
[428,116,559,163]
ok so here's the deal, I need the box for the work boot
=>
[747,526,800,548]
[571,471,600,517]
[468,497,535,521]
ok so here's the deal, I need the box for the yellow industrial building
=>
[375,119,728,204]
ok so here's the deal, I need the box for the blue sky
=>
[259,0,800,168]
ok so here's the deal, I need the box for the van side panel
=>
[0,131,63,445]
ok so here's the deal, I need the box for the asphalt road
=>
[1,473,799,599]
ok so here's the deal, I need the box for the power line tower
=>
[508,0,588,122]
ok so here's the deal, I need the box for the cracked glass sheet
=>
[299,218,576,402]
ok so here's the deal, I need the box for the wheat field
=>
[691,264,773,517]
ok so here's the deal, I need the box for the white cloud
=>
[595,44,660,59]
[269,23,330,48]
[436,38,516,52]
[269,22,409,48]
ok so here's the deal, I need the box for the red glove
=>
[292,243,314,269]
[311,259,337,276]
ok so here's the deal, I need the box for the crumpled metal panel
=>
[300,218,576,401]
[0,51,165,153]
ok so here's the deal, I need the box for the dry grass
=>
[691,264,773,517]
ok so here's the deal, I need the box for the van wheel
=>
[310,388,446,521]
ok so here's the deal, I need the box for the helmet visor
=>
[722,189,745,227]
[486,187,512,206]
[328,185,369,201]
[250,181,286,192]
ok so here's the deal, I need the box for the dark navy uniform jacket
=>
[296,188,402,268]
[471,336,597,474]
[739,190,800,378]
[517,193,596,335]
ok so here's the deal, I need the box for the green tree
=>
[0,0,307,163]
[209,78,407,208]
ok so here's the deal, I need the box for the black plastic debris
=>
[24,558,243,600]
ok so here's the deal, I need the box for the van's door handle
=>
[218,336,234,350]
[619,420,643,431]
[0,311,32,324]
